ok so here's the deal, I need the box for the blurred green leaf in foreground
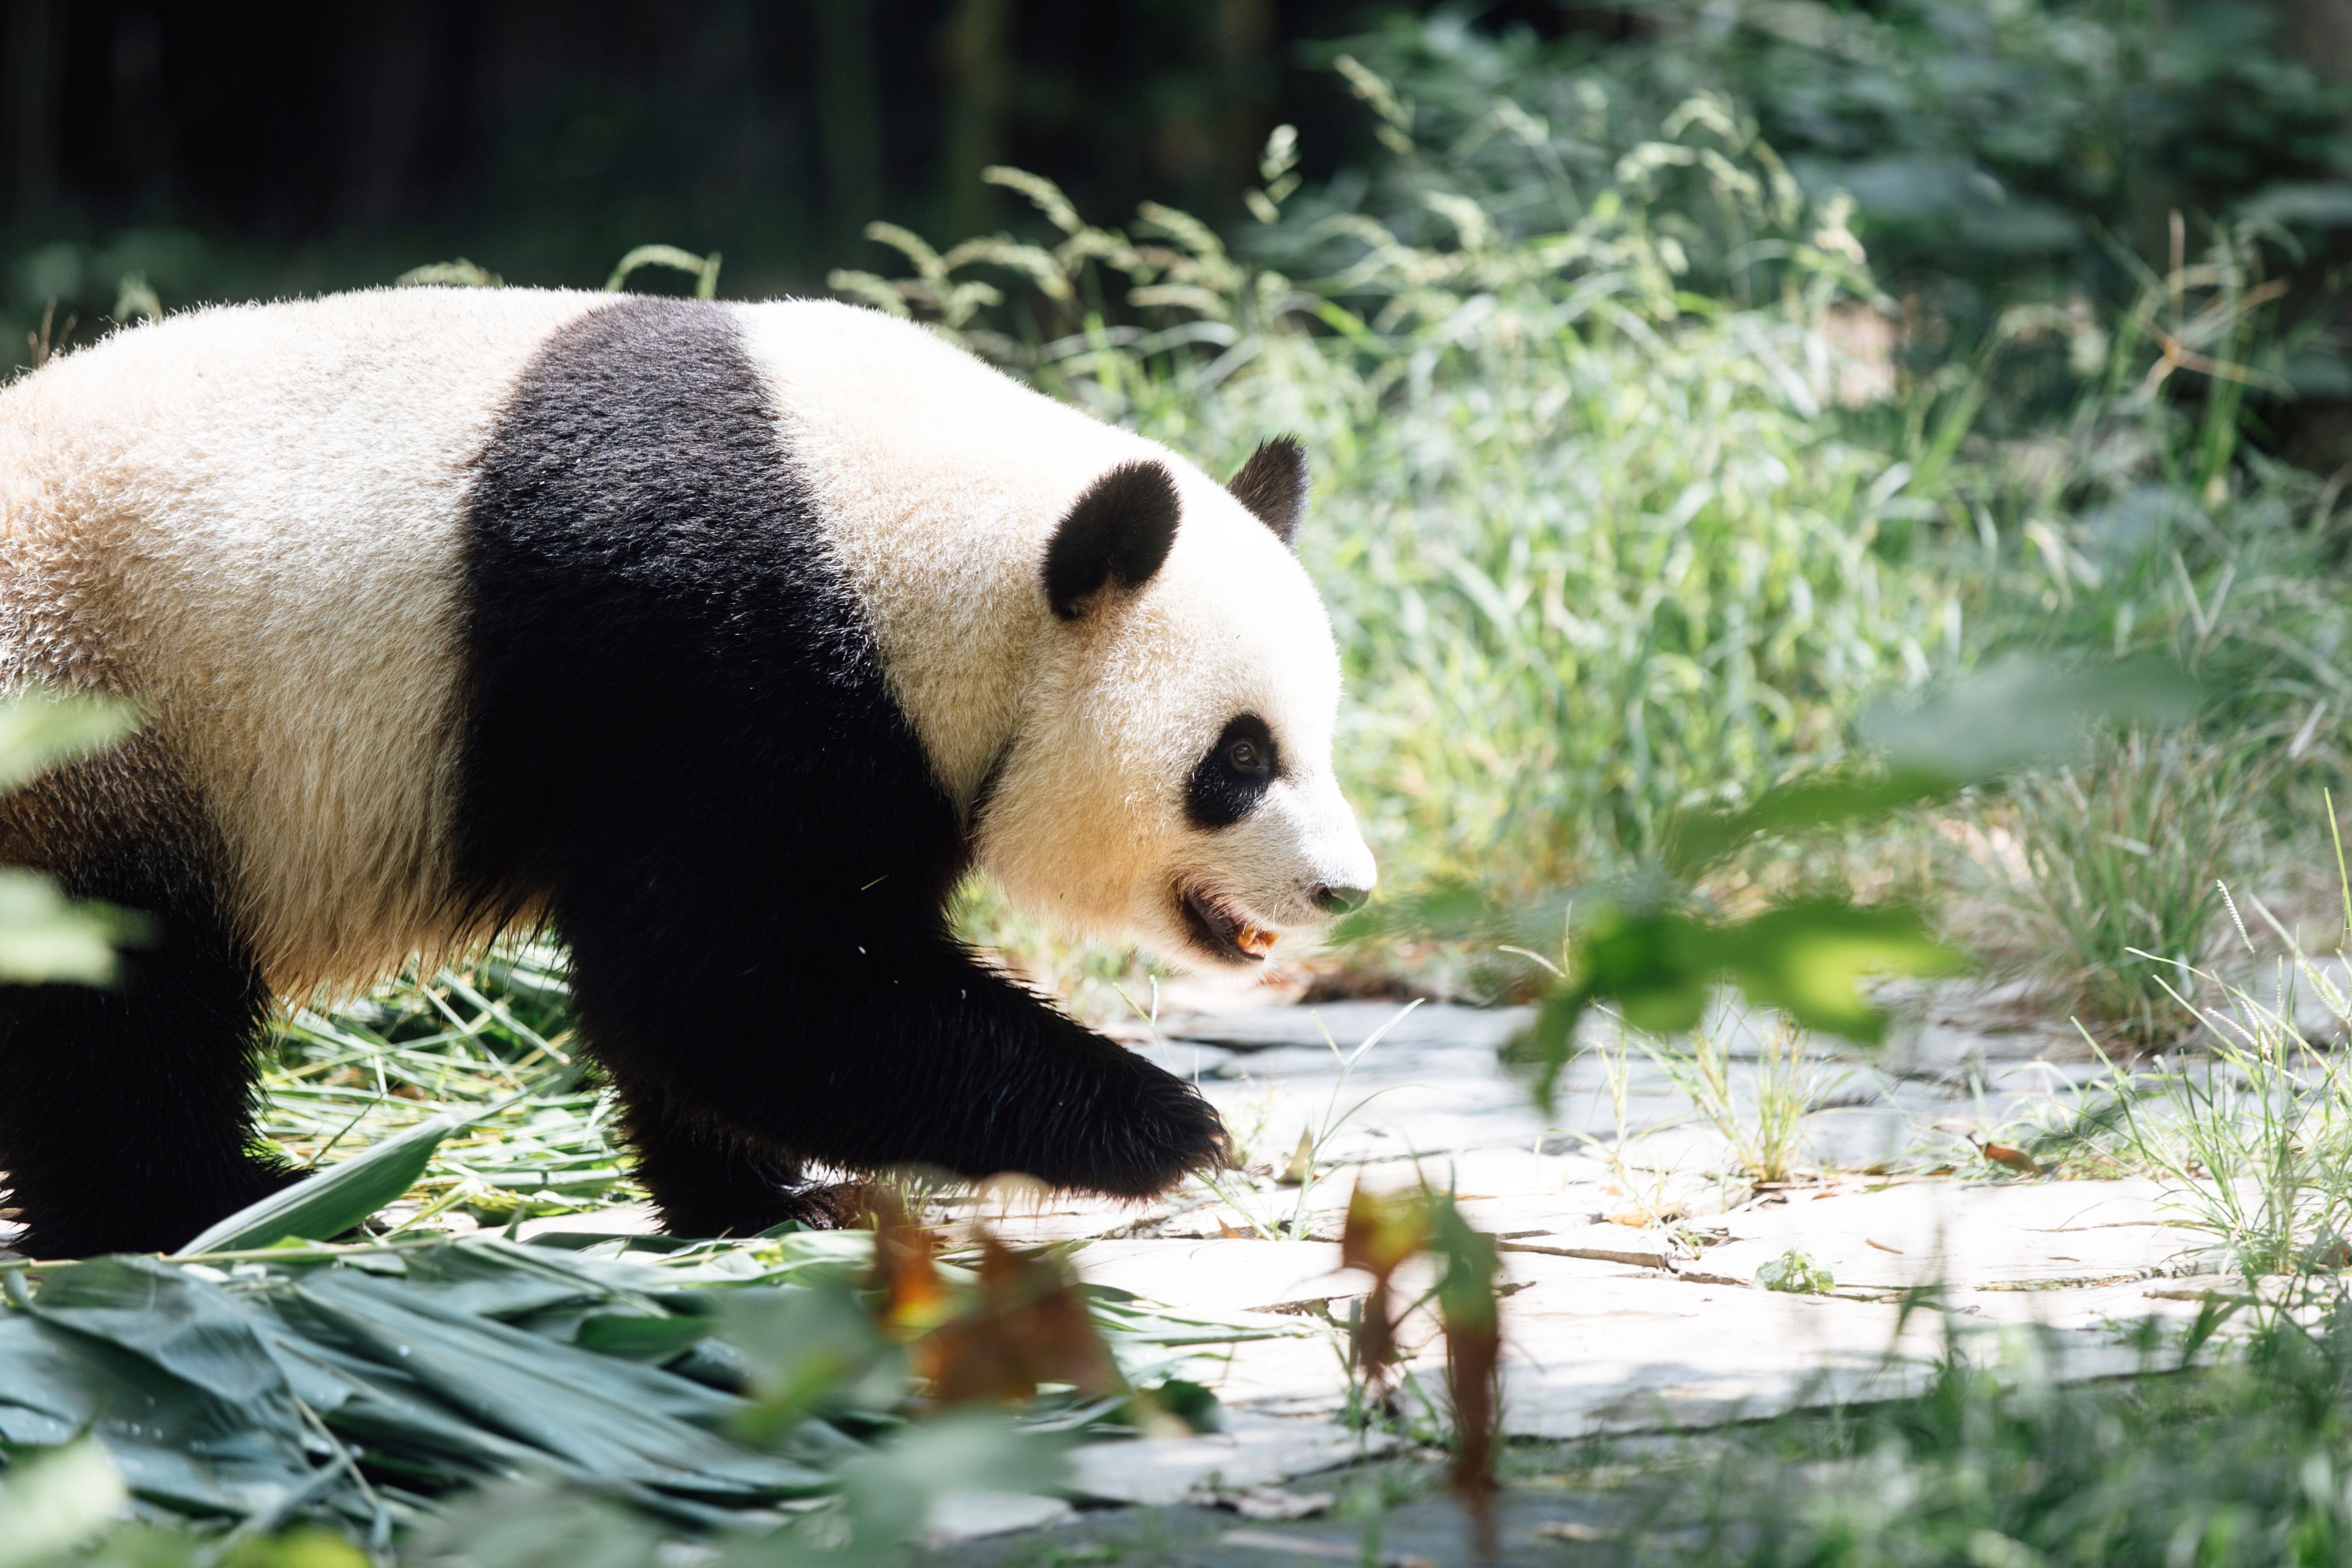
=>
[0,690,147,986]
[1513,655,2202,1109]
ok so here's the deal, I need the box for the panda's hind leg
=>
[613,1074,873,1238]
[0,751,294,1259]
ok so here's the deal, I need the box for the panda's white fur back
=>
[0,288,605,992]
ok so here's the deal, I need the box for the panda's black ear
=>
[1226,437,1308,545]
[1044,459,1181,620]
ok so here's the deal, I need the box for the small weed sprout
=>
[1556,1018,1684,1223]
[1191,1000,1425,1241]
[1643,1014,1847,1186]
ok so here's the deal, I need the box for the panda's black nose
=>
[1313,884,1371,915]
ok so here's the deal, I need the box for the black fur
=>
[1041,459,1180,619]
[458,297,1224,1238]
[0,739,293,1258]
[1185,713,1278,831]
[1225,437,1309,544]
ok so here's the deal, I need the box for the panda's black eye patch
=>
[1186,714,1278,830]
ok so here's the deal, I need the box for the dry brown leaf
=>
[917,1232,1122,1406]
[1340,1180,1429,1403]
[1275,1128,1315,1186]
[864,1189,951,1340]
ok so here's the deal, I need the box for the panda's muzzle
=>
[1180,883,1279,964]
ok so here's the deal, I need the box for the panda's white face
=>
[975,447,1377,971]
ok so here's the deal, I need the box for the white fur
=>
[0,287,604,992]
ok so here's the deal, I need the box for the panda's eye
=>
[1186,714,1279,830]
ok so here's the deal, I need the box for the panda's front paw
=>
[1047,1058,1230,1199]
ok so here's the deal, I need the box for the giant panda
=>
[0,288,1376,1260]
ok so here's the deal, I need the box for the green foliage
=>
[1752,1249,1833,1294]
[0,692,145,985]
[1520,899,1966,1109]
[1996,728,2255,1038]
[1319,2,2352,352]
[0,1444,124,1568]
[0,870,141,989]
[0,1227,1283,1560]
[1643,1016,1844,1185]
[178,1113,466,1255]
[0,692,142,793]
[603,245,723,300]
[1608,1308,2352,1567]
[254,949,631,1231]
[1506,654,2197,1108]
[2026,854,2352,1278]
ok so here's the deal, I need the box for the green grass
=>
[1642,1016,1845,1186]
[1969,729,2260,1042]
[1570,1305,2352,1567]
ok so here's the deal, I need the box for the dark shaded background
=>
[2,0,1446,297]
[5,0,2350,465]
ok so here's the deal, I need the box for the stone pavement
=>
[904,991,2231,1544]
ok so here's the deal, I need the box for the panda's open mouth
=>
[1180,883,1280,965]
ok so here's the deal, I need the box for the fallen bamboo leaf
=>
[178,1113,462,1254]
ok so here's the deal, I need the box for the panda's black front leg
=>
[561,894,1228,1216]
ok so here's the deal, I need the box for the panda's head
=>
[976,438,1377,971]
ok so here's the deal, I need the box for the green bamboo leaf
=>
[1721,900,1971,1044]
[1860,653,2199,784]
[1664,768,1950,879]
[4,1261,328,1515]
[177,1115,459,1255]
[1513,986,1590,1116]
[0,869,143,986]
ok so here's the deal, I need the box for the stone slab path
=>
[899,991,2233,1547]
